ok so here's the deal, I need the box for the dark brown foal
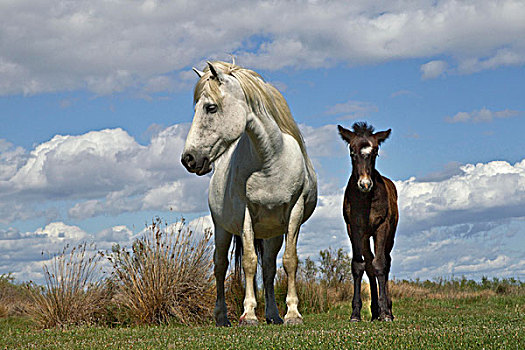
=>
[338,122,399,322]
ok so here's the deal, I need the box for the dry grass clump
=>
[0,274,32,317]
[27,243,109,328]
[108,218,214,325]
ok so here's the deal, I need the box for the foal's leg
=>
[363,239,379,321]
[262,235,284,324]
[385,233,395,318]
[348,224,365,322]
[283,199,304,325]
[214,225,233,327]
[373,222,393,321]
[239,207,258,325]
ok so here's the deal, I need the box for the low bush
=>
[0,274,32,317]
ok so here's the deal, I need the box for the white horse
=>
[181,60,317,326]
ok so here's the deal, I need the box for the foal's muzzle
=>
[357,177,373,193]
[181,152,212,176]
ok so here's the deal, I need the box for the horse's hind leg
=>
[283,199,304,325]
[373,222,394,321]
[262,235,284,324]
[363,239,379,321]
[214,225,233,327]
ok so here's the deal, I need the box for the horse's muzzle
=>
[181,152,212,176]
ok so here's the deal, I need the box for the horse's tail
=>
[233,235,263,289]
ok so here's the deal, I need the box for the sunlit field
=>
[1,294,523,349]
[1,220,523,349]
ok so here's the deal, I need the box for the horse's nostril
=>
[182,153,196,170]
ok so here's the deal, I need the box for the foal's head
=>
[338,122,391,193]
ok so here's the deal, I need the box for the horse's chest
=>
[209,167,299,237]
[245,171,297,206]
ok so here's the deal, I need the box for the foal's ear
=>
[374,129,392,145]
[207,61,225,83]
[337,125,355,143]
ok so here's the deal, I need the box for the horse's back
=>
[381,175,398,222]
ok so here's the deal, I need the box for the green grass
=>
[1,295,523,349]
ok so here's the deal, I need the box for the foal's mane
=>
[352,122,375,137]
[193,61,310,160]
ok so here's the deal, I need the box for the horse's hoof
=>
[284,317,303,325]
[216,319,231,327]
[380,315,394,322]
[350,317,361,323]
[238,316,258,326]
[266,316,284,325]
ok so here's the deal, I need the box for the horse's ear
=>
[192,67,205,78]
[207,61,225,83]
[374,129,391,145]
[338,125,355,143]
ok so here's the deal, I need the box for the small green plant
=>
[318,247,352,289]
[27,243,108,328]
[108,218,214,325]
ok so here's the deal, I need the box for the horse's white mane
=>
[193,61,311,164]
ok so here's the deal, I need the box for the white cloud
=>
[325,100,378,120]
[446,107,520,123]
[300,124,345,158]
[0,222,135,282]
[0,123,209,223]
[0,139,27,181]
[396,159,525,231]
[420,60,448,79]
[1,1,525,95]
[392,218,525,280]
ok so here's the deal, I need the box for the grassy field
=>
[1,294,523,349]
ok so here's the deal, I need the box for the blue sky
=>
[1,0,524,282]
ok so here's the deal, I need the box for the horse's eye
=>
[206,104,218,114]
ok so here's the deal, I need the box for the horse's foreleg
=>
[373,222,393,321]
[262,235,284,324]
[214,226,232,327]
[349,224,365,322]
[283,199,304,325]
[239,207,258,325]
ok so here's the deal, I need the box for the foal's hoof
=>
[284,317,303,325]
[266,316,284,325]
[380,315,394,322]
[216,319,231,327]
[238,315,258,326]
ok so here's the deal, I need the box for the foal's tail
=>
[233,235,263,284]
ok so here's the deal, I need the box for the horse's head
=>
[182,61,248,175]
[338,122,391,193]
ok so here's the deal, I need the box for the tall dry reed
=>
[27,243,108,328]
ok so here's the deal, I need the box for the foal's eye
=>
[206,104,218,114]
